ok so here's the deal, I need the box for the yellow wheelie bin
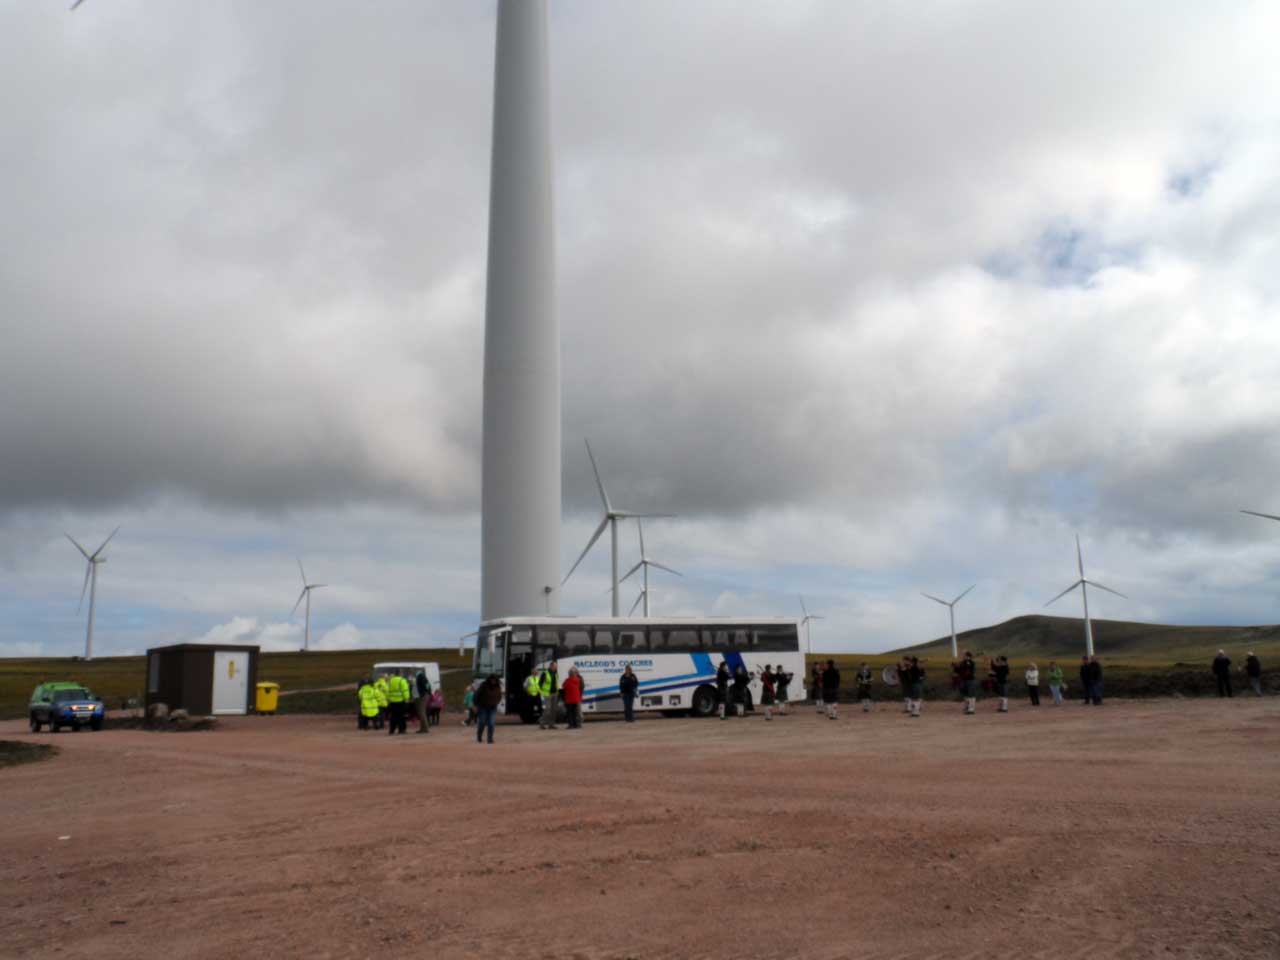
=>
[255,681,280,715]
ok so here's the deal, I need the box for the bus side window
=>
[590,629,614,654]
[617,632,639,652]
[562,628,591,656]
[667,629,699,653]
[648,629,667,652]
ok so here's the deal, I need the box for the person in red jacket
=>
[562,666,585,729]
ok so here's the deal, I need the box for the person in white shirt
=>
[1025,663,1041,706]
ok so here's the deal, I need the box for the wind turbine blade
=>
[921,592,949,606]
[799,595,809,618]
[636,518,646,559]
[92,526,120,559]
[561,515,610,585]
[1045,580,1083,607]
[1241,509,1280,523]
[952,584,976,605]
[613,511,675,520]
[71,0,88,10]
[810,615,825,620]
[309,584,327,590]
[290,587,307,618]
[298,558,308,587]
[649,561,682,577]
[65,534,92,561]
[77,562,92,613]
[584,438,612,513]
[1088,580,1127,599]
[1076,535,1084,578]
[619,561,644,584]
[629,591,645,616]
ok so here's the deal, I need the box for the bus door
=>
[505,627,534,716]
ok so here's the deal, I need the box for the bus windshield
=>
[473,628,506,677]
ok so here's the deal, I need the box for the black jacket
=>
[821,666,840,693]
[1087,661,1102,684]
[715,665,730,691]
[1246,655,1262,678]
[619,673,639,698]
[1212,655,1231,677]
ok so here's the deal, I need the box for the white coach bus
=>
[471,617,806,722]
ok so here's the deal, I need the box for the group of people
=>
[717,662,795,720]
[1211,650,1265,697]
[520,661,587,731]
[355,670,443,735]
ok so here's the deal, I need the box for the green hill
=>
[890,614,1280,664]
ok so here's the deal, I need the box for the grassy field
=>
[0,648,472,721]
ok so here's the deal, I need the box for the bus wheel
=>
[690,686,717,718]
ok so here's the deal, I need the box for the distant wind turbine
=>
[921,584,976,658]
[1044,535,1126,657]
[290,559,326,653]
[619,518,682,616]
[65,527,119,661]
[799,595,824,656]
[562,439,673,616]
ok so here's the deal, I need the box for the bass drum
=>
[881,665,900,687]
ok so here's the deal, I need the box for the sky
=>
[3,0,1280,658]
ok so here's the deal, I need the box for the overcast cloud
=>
[3,0,1279,657]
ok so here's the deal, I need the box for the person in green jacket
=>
[1046,661,1065,705]
[357,678,379,730]
[386,672,411,736]
[373,676,389,729]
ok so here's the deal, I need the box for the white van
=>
[372,662,442,703]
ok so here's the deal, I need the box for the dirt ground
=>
[2,698,1278,960]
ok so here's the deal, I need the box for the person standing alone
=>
[959,652,977,715]
[1212,650,1233,698]
[413,668,431,734]
[619,664,639,722]
[716,660,731,720]
[821,659,841,720]
[856,662,873,713]
[1025,662,1041,706]
[1246,652,1263,697]
[774,664,792,715]
[1046,660,1064,705]
[473,675,502,744]
[905,657,924,718]
[1079,656,1092,705]
[992,656,1010,713]
[1087,656,1104,705]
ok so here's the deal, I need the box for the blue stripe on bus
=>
[581,675,709,705]
[724,651,746,674]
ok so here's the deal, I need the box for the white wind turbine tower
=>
[65,527,119,661]
[1044,535,1126,657]
[291,560,326,653]
[619,518,682,616]
[562,440,673,616]
[921,584,976,658]
[799,596,824,656]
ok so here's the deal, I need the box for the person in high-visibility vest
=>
[523,672,542,723]
[538,662,560,730]
[386,672,411,736]
[373,676,389,730]
[357,678,379,731]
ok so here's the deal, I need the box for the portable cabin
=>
[145,643,260,716]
